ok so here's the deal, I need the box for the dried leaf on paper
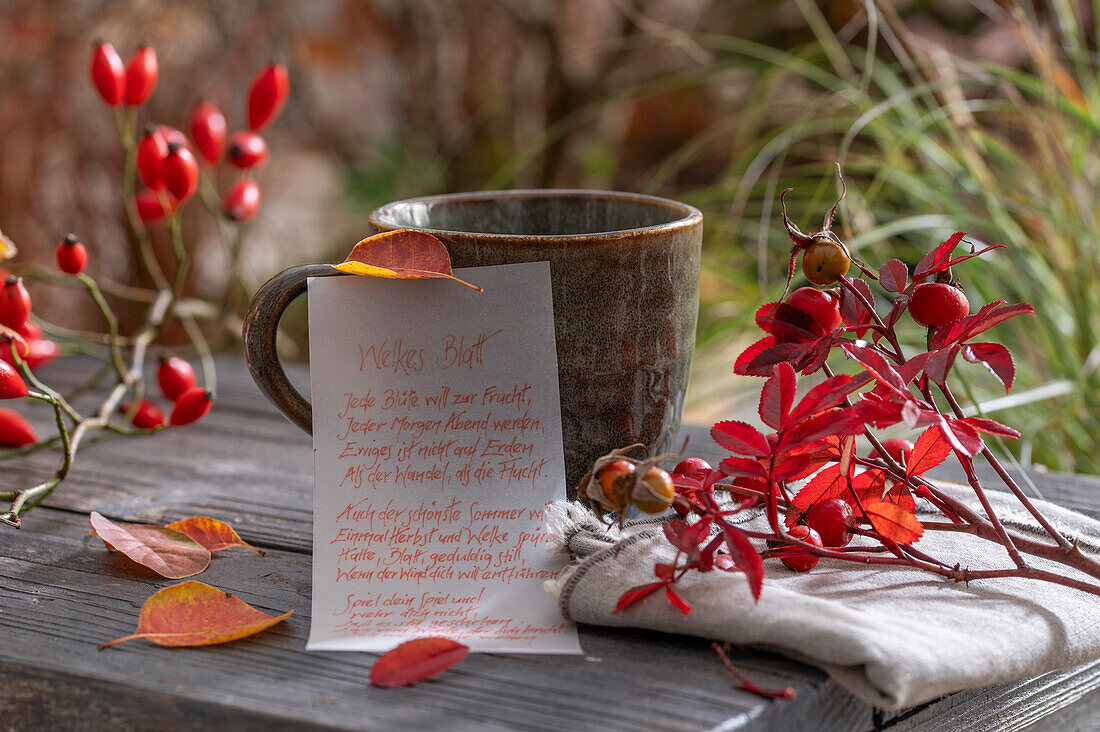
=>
[90,511,210,579]
[369,637,469,687]
[98,580,291,649]
[166,517,264,555]
[333,229,481,291]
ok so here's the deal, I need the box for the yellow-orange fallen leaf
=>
[90,511,210,579]
[333,229,482,291]
[98,580,292,649]
[166,517,263,555]
[370,637,469,687]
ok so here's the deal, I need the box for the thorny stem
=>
[938,383,1072,550]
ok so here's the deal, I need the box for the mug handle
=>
[242,263,344,434]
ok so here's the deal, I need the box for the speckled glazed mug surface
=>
[368,190,702,490]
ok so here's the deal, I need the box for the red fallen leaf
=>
[758,362,795,430]
[334,229,481,291]
[614,580,667,613]
[864,500,924,544]
[166,517,264,555]
[90,511,210,579]
[665,585,692,616]
[98,580,292,649]
[906,426,952,479]
[369,637,469,688]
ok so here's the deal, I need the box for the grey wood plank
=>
[0,508,808,732]
[2,357,1098,730]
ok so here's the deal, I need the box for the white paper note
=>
[305,262,580,653]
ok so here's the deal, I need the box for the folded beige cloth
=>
[545,483,1100,709]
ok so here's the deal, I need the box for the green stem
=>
[77,273,127,380]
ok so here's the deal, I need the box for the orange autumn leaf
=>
[333,229,482,291]
[166,516,263,555]
[90,511,210,579]
[369,637,469,688]
[864,500,924,545]
[98,580,292,649]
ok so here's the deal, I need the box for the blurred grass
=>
[679,2,1100,473]
[339,2,1100,474]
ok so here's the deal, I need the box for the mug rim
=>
[368,188,703,241]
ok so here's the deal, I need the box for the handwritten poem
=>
[306,262,580,653]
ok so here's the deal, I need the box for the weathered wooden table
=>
[2,357,1098,731]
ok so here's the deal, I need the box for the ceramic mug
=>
[243,189,702,490]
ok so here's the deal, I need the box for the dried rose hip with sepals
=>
[576,443,680,527]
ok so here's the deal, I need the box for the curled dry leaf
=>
[333,229,482,291]
[369,637,469,688]
[98,580,292,649]
[90,511,210,579]
[166,516,264,555]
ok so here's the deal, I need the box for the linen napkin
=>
[544,483,1100,709]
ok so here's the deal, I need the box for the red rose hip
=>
[124,45,158,106]
[909,282,970,328]
[170,387,213,426]
[161,143,199,203]
[0,276,32,331]
[805,497,855,547]
[90,42,125,106]
[0,408,36,447]
[223,179,262,222]
[786,286,842,332]
[190,101,227,164]
[227,131,268,169]
[247,62,290,131]
[158,354,196,401]
[673,457,712,481]
[136,126,169,190]
[56,234,88,275]
[781,525,822,572]
[123,399,167,430]
[0,360,28,399]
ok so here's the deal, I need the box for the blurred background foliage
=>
[1,0,1099,473]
